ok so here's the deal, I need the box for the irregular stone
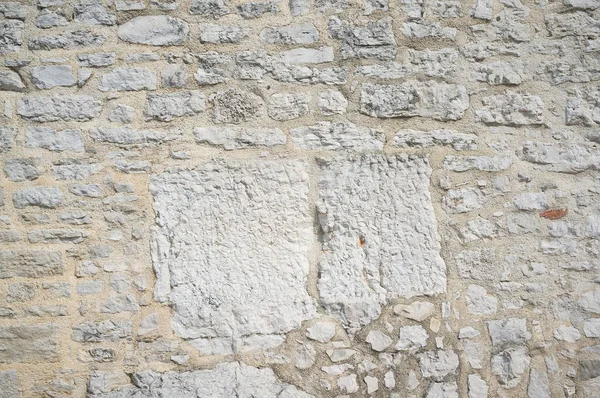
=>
[0,370,20,397]
[545,11,600,38]
[28,30,105,50]
[0,251,63,278]
[0,324,58,363]
[118,16,189,46]
[426,382,459,398]
[564,0,600,9]
[584,319,600,337]
[443,188,486,213]
[262,24,318,47]
[580,359,600,380]
[113,160,151,174]
[295,343,316,369]
[189,0,230,18]
[289,0,309,15]
[237,1,278,19]
[87,362,313,397]
[0,2,26,20]
[360,81,469,121]
[486,318,531,347]
[267,92,310,121]
[0,231,19,243]
[138,313,159,336]
[77,280,103,295]
[317,155,446,331]
[317,89,347,115]
[30,65,75,89]
[8,282,36,302]
[337,374,358,394]
[394,129,477,151]
[28,229,88,244]
[466,285,498,315]
[520,142,599,174]
[306,321,336,343]
[26,127,84,153]
[276,47,334,64]
[72,320,132,342]
[554,325,581,342]
[59,210,92,225]
[193,126,286,149]
[459,327,481,339]
[443,156,512,172]
[100,295,140,314]
[396,325,429,351]
[144,91,205,121]
[328,16,396,60]
[418,350,459,381]
[0,21,23,54]
[402,21,457,40]
[408,48,458,78]
[35,9,69,28]
[91,127,181,146]
[0,126,16,152]
[212,88,263,123]
[356,62,407,79]
[99,68,156,91]
[13,187,62,208]
[52,161,102,180]
[290,121,384,151]
[394,301,435,321]
[513,192,548,211]
[0,69,25,92]
[4,158,43,182]
[366,330,392,351]
[161,64,187,88]
[69,184,103,198]
[472,61,524,85]
[17,96,102,122]
[475,93,544,125]
[491,347,531,388]
[77,53,116,67]
[74,0,116,25]
[200,24,249,43]
[471,0,492,19]
[579,289,600,313]
[150,160,316,353]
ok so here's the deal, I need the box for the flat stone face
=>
[99,68,156,91]
[17,96,102,122]
[0,324,59,363]
[150,160,316,354]
[144,91,206,121]
[26,127,84,152]
[87,362,314,397]
[317,155,446,331]
[0,250,63,278]
[118,16,189,46]
[31,65,76,89]
[360,81,469,121]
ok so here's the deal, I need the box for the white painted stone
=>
[317,155,446,332]
[150,160,316,353]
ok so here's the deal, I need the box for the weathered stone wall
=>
[0,0,599,396]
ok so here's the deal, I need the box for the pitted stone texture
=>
[212,88,264,124]
[144,91,206,121]
[360,81,469,121]
[317,155,446,331]
[267,92,310,121]
[475,93,544,125]
[118,16,189,46]
[0,370,20,397]
[194,126,286,149]
[0,324,59,363]
[17,96,102,122]
[328,16,396,60]
[87,362,314,397]
[290,121,384,151]
[150,160,316,354]
[189,0,230,18]
[200,24,249,43]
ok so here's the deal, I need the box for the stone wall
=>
[0,0,599,396]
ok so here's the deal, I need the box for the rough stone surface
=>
[317,155,445,331]
[1,2,599,396]
[150,160,316,353]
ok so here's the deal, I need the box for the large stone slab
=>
[317,155,446,332]
[118,16,189,46]
[87,362,313,397]
[0,324,59,363]
[150,160,316,354]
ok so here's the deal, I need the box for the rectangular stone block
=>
[317,155,446,332]
[0,324,59,363]
[0,250,63,278]
[150,159,316,354]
